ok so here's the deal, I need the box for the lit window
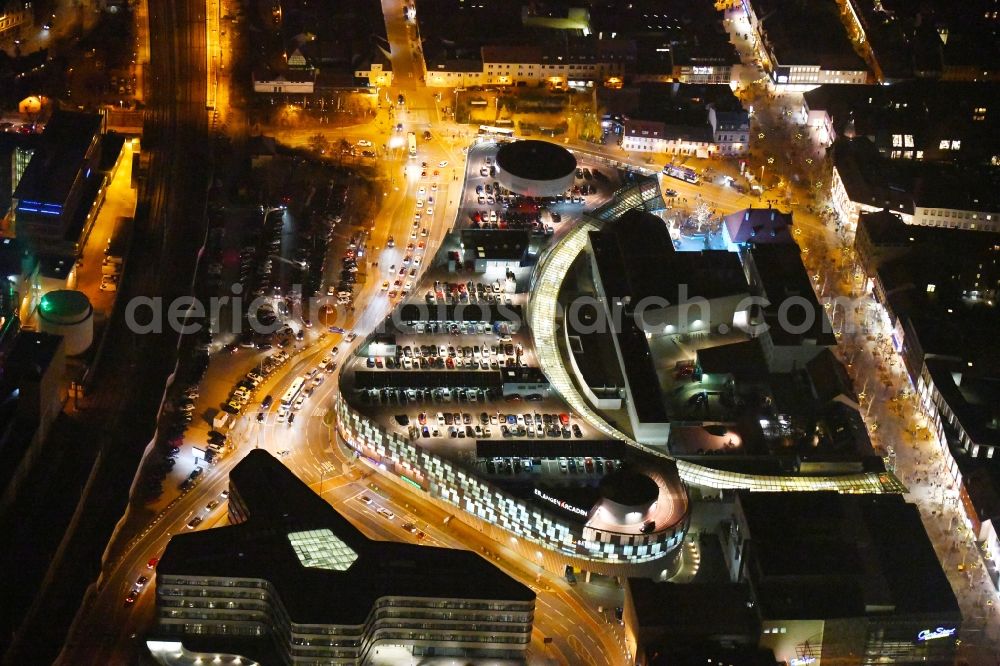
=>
[939,140,951,150]
[892,134,902,147]
[287,529,358,570]
[904,134,914,147]
[952,140,961,150]
[927,284,936,293]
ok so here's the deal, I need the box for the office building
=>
[149,449,535,665]
[11,110,105,257]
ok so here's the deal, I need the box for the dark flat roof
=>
[618,318,669,423]
[157,450,534,625]
[1,331,62,382]
[461,228,530,262]
[751,0,868,72]
[925,358,1000,449]
[398,302,523,323]
[566,299,624,392]
[737,492,960,619]
[748,244,836,346]
[591,209,748,305]
[13,110,101,207]
[696,339,769,382]
[628,579,757,636]
[495,140,576,183]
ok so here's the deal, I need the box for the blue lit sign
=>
[917,627,956,642]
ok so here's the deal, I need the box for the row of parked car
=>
[361,386,499,407]
[483,455,614,476]
[221,349,291,415]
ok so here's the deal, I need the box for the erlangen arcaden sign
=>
[534,489,588,517]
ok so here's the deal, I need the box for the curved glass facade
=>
[335,395,689,567]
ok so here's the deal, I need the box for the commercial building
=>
[10,110,105,258]
[336,389,691,570]
[0,132,40,223]
[252,68,316,95]
[149,449,535,665]
[742,243,837,372]
[722,207,794,252]
[585,209,751,443]
[623,579,776,666]
[740,0,870,87]
[529,176,904,494]
[482,39,635,89]
[589,0,742,85]
[618,83,749,157]
[680,342,879,476]
[721,492,962,665]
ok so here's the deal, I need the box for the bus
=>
[478,124,515,139]
[280,376,306,406]
[663,164,699,184]
[407,131,417,158]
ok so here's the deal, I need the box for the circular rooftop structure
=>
[599,470,659,507]
[37,289,94,355]
[495,140,576,197]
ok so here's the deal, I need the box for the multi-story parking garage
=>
[493,140,577,197]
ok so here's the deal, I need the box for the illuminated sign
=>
[917,627,956,642]
[534,489,588,517]
[400,474,422,490]
[692,66,714,75]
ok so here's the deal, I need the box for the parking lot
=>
[457,142,623,238]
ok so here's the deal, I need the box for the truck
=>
[212,412,232,431]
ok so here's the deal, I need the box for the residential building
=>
[800,82,1000,167]
[618,84,749,156]
[831,137,1000,230]
[0,332,66,511]
[0,1,32,43]
[149,449,535,665]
